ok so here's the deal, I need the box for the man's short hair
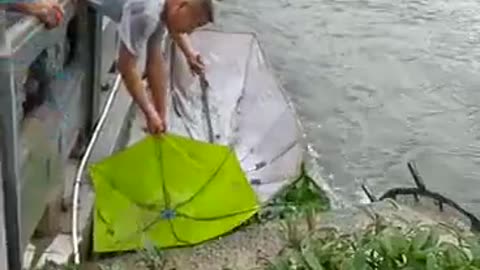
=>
[198,0,214,23]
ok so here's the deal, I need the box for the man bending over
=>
[3,0,213,134]
[101,0,214,134]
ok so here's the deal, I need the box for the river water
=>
[215,0,480,213]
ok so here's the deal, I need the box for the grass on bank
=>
[42,215,480,270]
[239,167,331,229]
[265,216,480,270]
[37,169,480,270]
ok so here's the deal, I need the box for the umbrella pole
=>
[200,74,214,143]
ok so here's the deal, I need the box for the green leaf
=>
[412,227,431,251]
[424,227,440,249]
[378,228,408,259]
[378,256,395,269]
[465,237,480,266]
[412,249,429,261]
[426,253,440,270]
[352,250,370,270]
[301,246,325,270]
[391,231,409,255]
[266,256,291,270]
[379,233,395,257]
[441,242,469,267]
[405,260,429,270]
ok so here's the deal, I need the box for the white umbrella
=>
[164,30,304,203]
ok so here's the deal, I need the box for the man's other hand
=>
[145,111,166,135]
[187,52,205,76]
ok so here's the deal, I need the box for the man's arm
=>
[146,31,168,123]
[171,32,205,75]
[171,32,196,59]
[0,3,38,14]
[117,43,157,119]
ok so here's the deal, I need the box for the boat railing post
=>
[0,167,9,270]
[0,8,23,270]
[0,11,10,263]
[85,2,103,131]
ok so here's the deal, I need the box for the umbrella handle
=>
[200,75,214,143]
[200,74,209,88]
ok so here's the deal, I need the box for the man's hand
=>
[118,42,166,135]
[145,110,166,135]
[170,33,206,76]
[186,52,205,76]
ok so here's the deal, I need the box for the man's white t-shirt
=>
[92,0,166,57]
[118,0,166,57]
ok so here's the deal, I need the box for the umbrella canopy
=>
[89,133,259,252]
[164,30,304,203]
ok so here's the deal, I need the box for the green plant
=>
[267,220,480,270]
[37,261,80,270]
[235,167,330,234]
[98,261,125,270]
[258,172,330,223]
[136,242,165,270]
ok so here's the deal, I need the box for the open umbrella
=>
[89,133,259,252]
[165,30,304,203]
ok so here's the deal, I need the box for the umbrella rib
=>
[245,139,299,173]
[156,137,172,208]
[236,108,290,162]
[176,207,258,221]
[103,173,165,211]
[173,147,233,210]
[168,219,191,245]
[268,140,298,165]
[96,210,116,235]
[112,215,162,247]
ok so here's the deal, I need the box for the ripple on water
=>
[217,0,480,215]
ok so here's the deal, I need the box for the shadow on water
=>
[215,0,480,216]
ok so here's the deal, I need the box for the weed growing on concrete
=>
[267,218,480,270]
[256,166,330,224]
[136,244,165,270]
[37,261,80,270]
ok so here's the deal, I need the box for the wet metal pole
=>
[0,9,22,270]
[200,74,214,143]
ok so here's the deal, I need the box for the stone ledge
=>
[23,83,133,269]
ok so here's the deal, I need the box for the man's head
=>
[165,0,214,34]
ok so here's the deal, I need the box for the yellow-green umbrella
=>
[89,133,259,252]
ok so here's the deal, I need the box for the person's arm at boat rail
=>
[0,0,64,29]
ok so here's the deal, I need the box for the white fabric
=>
[117,0,166,57]
[164,30,304,203]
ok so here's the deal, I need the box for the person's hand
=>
[186,52,205,76]
[26,0,64,29]
[145,111,166,135]
[39,0,64,29]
